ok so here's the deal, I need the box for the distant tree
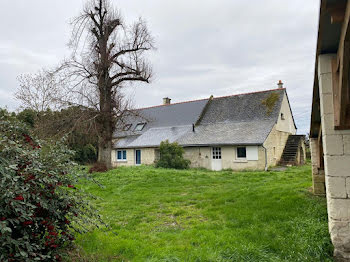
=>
[33,107,99,164]
[12,107,99,164]
[16,70,61,112]
[155,140,191,169]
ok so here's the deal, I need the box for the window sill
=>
[116,160,127,163]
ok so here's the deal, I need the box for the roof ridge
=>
[135,88,285,110]
[142,124,192,130]
[197,119,276,126]
[212,88,285,100]
[135,97,209,110]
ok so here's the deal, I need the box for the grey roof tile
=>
[114,98,209,138]
[115,126,191,148]
[114,89,286,148]
[200,89,284,124]
[177,121,275,146]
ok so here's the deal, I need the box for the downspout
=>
[262,145,268,171]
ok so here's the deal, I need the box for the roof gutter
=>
[262,145,268,172]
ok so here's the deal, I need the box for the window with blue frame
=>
[117,150,127,161]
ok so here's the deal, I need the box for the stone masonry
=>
[310,138,326,195]
[317,54,350,261]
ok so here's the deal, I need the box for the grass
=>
[72,164,333,262]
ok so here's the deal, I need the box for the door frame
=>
[211,147,222,171]
[135,149,141,166]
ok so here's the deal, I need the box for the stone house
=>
[113,85,305,171]
[310,0,350,260]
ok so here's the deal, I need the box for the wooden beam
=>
[328,2,347,24]
[335,0,350,129]
[337,1,350,69]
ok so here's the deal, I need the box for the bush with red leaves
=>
[0,118,101,261]
[88,162,108,173]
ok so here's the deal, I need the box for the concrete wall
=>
[316,54,350,260]
[263,125,291,167]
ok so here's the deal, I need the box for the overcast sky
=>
[0,0,319,134]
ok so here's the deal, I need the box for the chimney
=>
[163,97,171,105]
[277,80,284,89]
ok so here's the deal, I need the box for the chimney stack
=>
[163,97,171,105]
[277,80,284,89]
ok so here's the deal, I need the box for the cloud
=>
[0,0,319,134]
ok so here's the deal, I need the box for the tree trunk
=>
[98,137,112,169]
[97,71,114,169]
[97,99,113,169]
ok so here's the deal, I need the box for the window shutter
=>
[246,146,259,161]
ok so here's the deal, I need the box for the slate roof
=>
[114,88,287,148]
[177,121,275,146]
[114,98,209,138]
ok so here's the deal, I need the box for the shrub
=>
[155,140,190,169]
[74,144,97,164]
[88,162,108,173]
[0,117,100,261]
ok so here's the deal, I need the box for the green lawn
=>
[73,165,333,262]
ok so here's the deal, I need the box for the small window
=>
[236,147,247,159]
[212,147,222,159]
[123,124,132,131]
[117,150,127,161]
[281,113,285,120]
[134,123,146,131]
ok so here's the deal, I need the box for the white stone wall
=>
[111,148,135,167]
[112,148,156,167]
[317,54,350,260]
[140,148,157,165]
[184,146,266,171]
[221,146,266,170]
[275,92,297,134]
[183,147,211,169]
[263,125,291,166]
[310,138,326,195]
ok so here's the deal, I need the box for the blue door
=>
[135,150,141,165]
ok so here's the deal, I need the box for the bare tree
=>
[16,70,61,112]
[54,0,154,168]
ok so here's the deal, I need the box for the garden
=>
[74,165,333,261]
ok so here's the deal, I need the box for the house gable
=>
[275,92,297,134]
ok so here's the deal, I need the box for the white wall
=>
[316,54,350,259]
[275,92,297,134]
